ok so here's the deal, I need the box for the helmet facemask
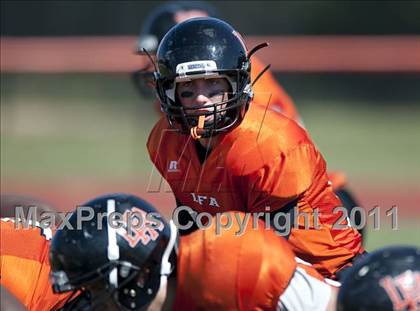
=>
[131,64,157,99]
[156,64,253,139]
[152,18,271,139]
[51,243,177,311]
[50,261,144,311]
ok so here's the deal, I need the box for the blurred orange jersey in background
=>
[251,56,301,125]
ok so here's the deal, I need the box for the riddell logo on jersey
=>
[168,160,180,172]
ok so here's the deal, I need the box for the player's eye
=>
[180,91,194,98]
[209,90,224,98]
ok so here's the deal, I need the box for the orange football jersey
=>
[251,56,301,124]
[0,218,71,311]
[147,103,364,277]
[174,212,332,310]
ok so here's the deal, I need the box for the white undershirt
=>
[277,266,336,311]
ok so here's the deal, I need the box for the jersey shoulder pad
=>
[225,105,312,176]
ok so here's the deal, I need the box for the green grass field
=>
[1,74,419,250]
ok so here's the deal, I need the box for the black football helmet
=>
[49,193,178,311]
[136,1,218,54]
[154,17,254,138]
[132,1,218,98]
[337,245,420,311]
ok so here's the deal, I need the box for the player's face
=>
[176,77,230,123]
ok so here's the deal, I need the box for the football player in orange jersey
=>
[133,1,300,123]
[147,17,365,279]
[49,194,339,311]
[134,1,364,239]
[0,217,72,310]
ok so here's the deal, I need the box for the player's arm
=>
[243,144,317,238]
[247,143,318,213]
[0,285,27,311]
[277,266,339,311]
[247,142,364,277]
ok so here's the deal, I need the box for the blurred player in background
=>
[49,194,339,310]
[133,1,364,238]
[337,245,420,311]
[147,17,364,278]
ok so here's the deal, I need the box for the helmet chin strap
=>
[190,115,206,140]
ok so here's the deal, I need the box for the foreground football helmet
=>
[49,193,178,310]
[154,17,254,138]
[337,245,420,311]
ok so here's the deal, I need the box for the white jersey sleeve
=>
[277,266,336,311]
